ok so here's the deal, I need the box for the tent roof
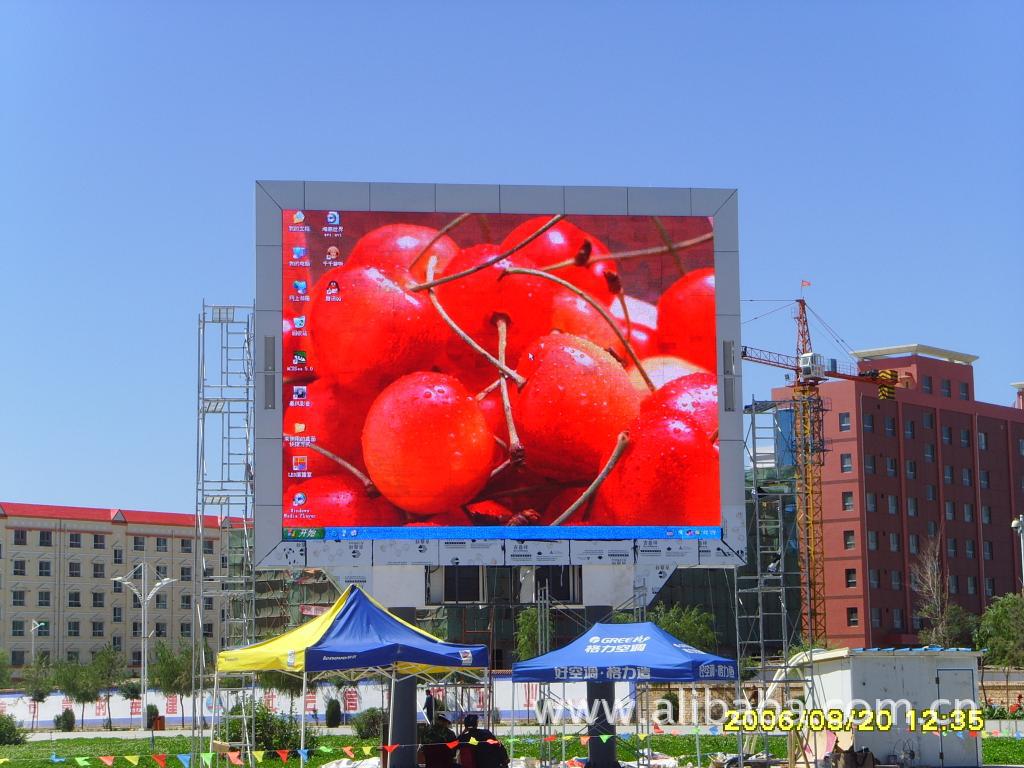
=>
[511,621,737,683]
[217,585,487,676]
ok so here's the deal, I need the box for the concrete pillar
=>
[388,607,419,768]
[585,605,617,768]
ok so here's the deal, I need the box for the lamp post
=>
[113,564,177,731]
[30,620,46,662]
[1012,515,1024,594]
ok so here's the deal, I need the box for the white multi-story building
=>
[0,501,224,674]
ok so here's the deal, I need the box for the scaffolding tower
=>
[192,304,257,765]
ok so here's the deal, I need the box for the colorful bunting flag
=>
[99,759,115,767]
[125,758,140,766]
[276,751,290,763]
[176,756,190,768]
[50,756,66,764]
[580,736,590,746]
[76,760,91,767]
[709,726,720,736]
[486,740,499,745]
[200,755,213,768]
[152,756,167,768]
[253,753,265,764]
[599,735,612,743]
[361,747,374,757]
[317,747,332,754]
[445,742,460,750]
[297,750,308,763]
[542,736,556,743]
[228,754,243,766]
[342,748,355,759]
[468,738,479,746]
[637,734,648,741]
[382,746,399,754]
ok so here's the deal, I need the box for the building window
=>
[113,580,122,593]
[867,531,877,551]
[927,520,938,536]
[92,592,105,608]
[905,460,917,479]
[869,569,880,588]
[865,455,876,474]
[154,622,167,638]
[923,412,935,429]
[12,590,25,607]
[845,569,857,588]
[842,491,854,512]
[14,529,26,545]
[885,416,897,436]
[912,614,924,631]
[891,570,903,590]
[985,578,995,597]
[870,608,882,628]
[978,431,988,451]
[36,622,50,638]
[39,531,52,547]
[66,651,79,663]
[909,534,919,554]
[203,622,214,638]
[67,621,80,637]
[959,382,969,400]
[203,540,215,555]
[1019,438,1024,456]
[12,620,25,637]
[888,495,899,515]
[893,608,904,629]
[945,501,956,520]
[942,426,952,445]
[905,420,915,439]
[10,650,25,667]
[181,566,192,582]
[964,503,974,522]
[132,621,142,638]
[982,505,991,524]
[132,593,141,609]
[113,548,123,564]
[960,428,971,448]
[944,465,954,484]
[181,622,192,638]
[925,484,936,501]
[907,497,918,517]
[69,561,81,578]
[13,559,26,576]
[980,470,990,489]
[69,533,81,548]
[924,443,935,462]
[866,493,877,513]
[155,594,168,610]
[93,533,105,549]
[839,412,851,431]
[156,537,168,553]
[39,561,51,577]
[886,457,897,477]
[38,591,51,607]
[180,538,192,553]
[983,541,992,560]
[863,414,875,432]
[68,591,81,608]
[844,530,855,549]
[132,651,142,667]
[133,536,145,552]
[890,532,901,552]
[948,575,959,594]
[948,538,957,557]
[962,468,973,487]
[922,375,933,394]
[113,607,122,623]
[847,608,859,627]
[965,540,975,559]
[181,594,192,610]
[941,379,951,398]
[93,562,105,579]
[203,596,214,611]
[92,621,104,638]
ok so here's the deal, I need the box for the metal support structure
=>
[192,304,256,766]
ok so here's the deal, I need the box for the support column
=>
[586,605,617,768]
[388,607,419,768]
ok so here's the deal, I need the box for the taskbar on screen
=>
[283,526,723,541]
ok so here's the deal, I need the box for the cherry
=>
[514,333,642,482]
[594,410,720,526]
[344,224,460,283]
[434,244,560,361]
[309,264,447,390]
[550,292,625,359]
[542,487,592,526]
[657,268,717,372]
[629,355,706,392]
[476,464,563,516]
[478,384,518,445]
[283,474,405,529]
[500,217,614,304]
[640,371,718,439]
[405,507,475,526]
[361,372,495,515]
[283,379,376,475]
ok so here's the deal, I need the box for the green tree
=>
[648,602,717,651]
[118,680,143,729]
[912,535,978,647]
[51,661,101,730]
[515,607,539,662]
[976,593,1024,707]
[0,650,11,690]
[150,642,195,728]
[258,670,305,717]
[22,656,53,730]
[90,646,127,730]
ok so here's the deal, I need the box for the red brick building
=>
[774,344,1024,647]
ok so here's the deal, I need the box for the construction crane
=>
[741,299,894,645]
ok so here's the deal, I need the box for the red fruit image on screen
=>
[280,211,719,535]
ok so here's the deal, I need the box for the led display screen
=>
[281,209,721,541]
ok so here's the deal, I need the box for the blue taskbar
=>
[283,526,723,541]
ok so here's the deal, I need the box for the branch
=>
[540,231,714,272]
[494,315,525,464]
[306,444,379,497]
[550,432,630,526]
[408,212,473,274]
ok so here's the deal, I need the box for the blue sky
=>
[1,1,1021,513]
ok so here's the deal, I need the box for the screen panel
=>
[279,208,723,542]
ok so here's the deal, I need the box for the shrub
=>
[326,698,342,728]
[0,713,27,745]
[221,703,317,752]
[655,691,679,724]
[146,704,159,729]
[54,708,76,732]
[351,707,387,739]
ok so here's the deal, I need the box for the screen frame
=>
[254,181,744,570]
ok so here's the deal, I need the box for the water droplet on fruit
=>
[423,391,433,399]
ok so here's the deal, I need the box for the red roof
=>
[0,501,241,529]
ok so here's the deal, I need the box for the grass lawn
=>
[1,734,1021,767]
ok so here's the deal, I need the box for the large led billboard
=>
[280,208,723,541]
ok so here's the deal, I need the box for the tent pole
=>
[300,673,307,754]
[693,684,701,768]
[209,673,220,753]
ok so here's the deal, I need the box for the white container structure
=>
[794,647,981,768]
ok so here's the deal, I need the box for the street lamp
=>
[1012,515,1024,593]
[113,563,177,731]
[30,620,46,662]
